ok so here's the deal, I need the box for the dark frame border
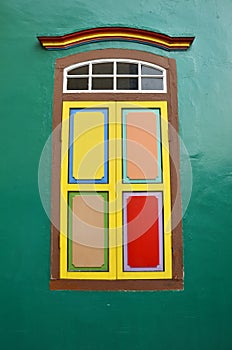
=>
[50,49,183,290]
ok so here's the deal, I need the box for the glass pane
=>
[67,78,88,90]
[117,63,138,75]
[141,65,163,75]
[68,65,89,75]
[141,77,163,90]
[92,78,113,90]
[117,78,138,90]
[92,63,113,75]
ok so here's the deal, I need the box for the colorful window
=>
[51,49,183,290]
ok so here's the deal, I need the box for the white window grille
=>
[63,59,167,93]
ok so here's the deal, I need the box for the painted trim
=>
[37,27,195,51]
[68,191,109,272]
[68,108,109,183]
[123,192,164,272]
[122,108,162,183]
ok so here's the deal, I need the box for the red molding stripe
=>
[37,27,195,51]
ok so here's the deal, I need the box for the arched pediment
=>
[38,27,194,51]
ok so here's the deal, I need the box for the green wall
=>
[1,1,232,349]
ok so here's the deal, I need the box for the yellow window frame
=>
[60,101,172,280]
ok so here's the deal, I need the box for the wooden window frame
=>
[50,49,183,290]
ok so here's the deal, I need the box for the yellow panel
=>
[73,111,104,180]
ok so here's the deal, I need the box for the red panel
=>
[127,196,159,268]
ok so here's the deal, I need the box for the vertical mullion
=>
[113,61,117,91]
[115,102,123,278]
[108,101,117,278]
[138,62,142,91]
[88,63,92,90]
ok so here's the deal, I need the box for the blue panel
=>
[68,108,108,184]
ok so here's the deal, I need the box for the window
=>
[51,49,183,290]
[64,59,166,93]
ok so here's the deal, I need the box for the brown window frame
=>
[50,49,183,290]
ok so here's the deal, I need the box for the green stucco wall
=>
[1,1,232,349]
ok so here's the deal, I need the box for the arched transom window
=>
[63,59,167,93]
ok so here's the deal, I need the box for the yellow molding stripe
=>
[38,27,195,51]
[43,33,189,48]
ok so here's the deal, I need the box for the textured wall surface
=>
[0,1,232,349]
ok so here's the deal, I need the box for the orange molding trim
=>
[37,27,195,51]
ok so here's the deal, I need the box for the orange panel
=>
[72,194,105,267]
[126,112,158,180]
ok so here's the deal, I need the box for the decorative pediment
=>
[38,27,194,51]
